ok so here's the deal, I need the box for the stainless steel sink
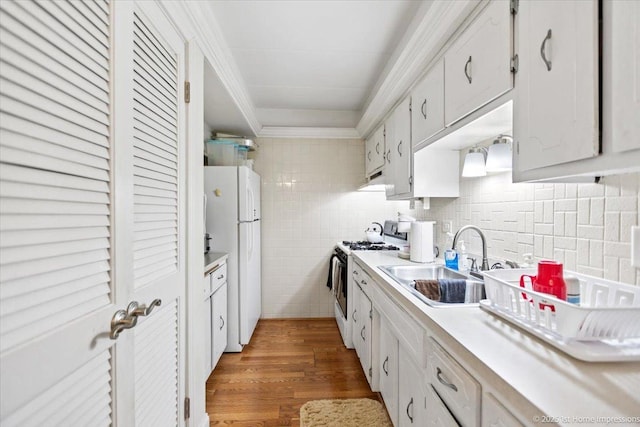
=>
[378,264,485,308]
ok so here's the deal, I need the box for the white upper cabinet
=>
[444,0,513,126]
[411,60,445,146]
[365,125,385,177]
[604,0,640,154]
[514,0,599,173]
[384,97,412,199]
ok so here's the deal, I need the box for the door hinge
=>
[184,397,191,420]
[409,175,413,186]
[409,99,412,112]
[368,367,373,378]
[184,81,191,104]
[510,0,518,15]
[369,309,372,319]
[510,54,519,74]
[516,140,520,155]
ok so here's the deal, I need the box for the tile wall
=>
[252,137,408,318]
[253,137,639,319]
[411,169,640,286]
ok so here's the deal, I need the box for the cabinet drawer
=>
[210,263,227,293]
[426,385,460,426]
[427,338,480,427]
[482,392,523,427]
[353,262,373,291]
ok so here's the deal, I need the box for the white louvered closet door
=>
[0,0,186,425]
[0,0,115,425]
[112,1,186,426]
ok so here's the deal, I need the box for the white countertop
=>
[204,252,228,274]
[352,251,640,426]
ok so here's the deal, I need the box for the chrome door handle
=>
[217,274,224,280]
[219,315,225,330]
[436,367,458,392]
[110,309,137,340]
[352,309,358,322]
[421,99,427,119]
[397,140,402,156]
[360,325,366,341]
[368,151,372,161]
[375,142,380,154]
[387,149,391,163]
[464,55,472,83]
[127,299,162,318]
[540,29,552,71]
[382,356,389,376]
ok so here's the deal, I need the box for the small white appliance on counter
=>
[410,221,435,263]
[204,166,261,352]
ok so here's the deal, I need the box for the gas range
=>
[341,240,400,251]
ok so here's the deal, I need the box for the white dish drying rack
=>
[480,269,640,362]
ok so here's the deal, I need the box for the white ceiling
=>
[204,0,424,134]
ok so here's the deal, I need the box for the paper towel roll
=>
[410,221,435,263]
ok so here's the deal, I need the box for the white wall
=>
[411,170,640,286]
[253,137,407,318]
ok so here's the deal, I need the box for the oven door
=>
[333,254,348,319]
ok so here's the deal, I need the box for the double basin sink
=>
[378,264,485,308]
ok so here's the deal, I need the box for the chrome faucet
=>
[452,225,490,271]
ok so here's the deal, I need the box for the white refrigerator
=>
[204,166,261,352]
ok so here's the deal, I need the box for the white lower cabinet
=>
[379,317,399,426]
[482,392,523,427]
[426,384,460,426]
[353,283,373,385]
[398,345,427,427]
[211,281,228,369]
[427,338,481,427]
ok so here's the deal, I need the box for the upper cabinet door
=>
[411,60,445,145]
[393,96,412,197]
[384,114,396,198]
[605,0,640,154]
[514,0,599,172]
[365,125,385,177]
[444,0,513,126]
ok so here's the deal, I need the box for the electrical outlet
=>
[632,226,640,268]
[442,220,452,233]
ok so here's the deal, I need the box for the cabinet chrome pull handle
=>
[383,356,389,376]
[376,142,380,154]
[127,299,162,318]
[464,56,472,83]
[353,270,358,276]
[360,279,367,285]
[219,315,225,330]
[217,274,224,280]
[540,29,552,71]
[436,367,458,392]
[406,397,414,423]
[397,140,402,156]
[352,309,358,322]
[361,325,366,341]
[421,99,427,119]
[387,149,391,164]
[110,309,137,340]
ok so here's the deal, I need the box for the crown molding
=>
[356,0,480,138]
[258,126,361,139]
[178,2,263,136]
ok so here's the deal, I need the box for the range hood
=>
[358,173,386,192]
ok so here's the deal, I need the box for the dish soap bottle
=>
[458,240,468,272]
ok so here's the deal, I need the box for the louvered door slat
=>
[0,226,108,247]
[133,17,177,75]
[133,95,177,137]
[134,203,177,214]
[134,212,177,222]
[1,67,109,125]
[133,184,177,199]
[1,272,110,316]
[133,234,177,251]
[2,350,111,427]
[134,156,177,179]
[0,163,109,191]
[1,248,109,282]
[134,227,176,242]
[1,198,109,216]
[133,165,177,185]
[91,0,110,19]
[0,29,109,102]
[71,0,109,29]
[133,301,178,426]
[1,78,109,135]
[39,0,109,49]
[134,120,178,152]
[1,2,108,76]
[1,236,109,264]
[1,48,109,115]
[134,138,177,164]
[0,181,108,205]
[133,45,176,93]
[1,130,109,170]
[0,97,108,147]
[2,263,110,299]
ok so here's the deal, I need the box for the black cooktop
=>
[342,241,400,251]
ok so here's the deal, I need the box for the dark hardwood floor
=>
[206,318,382,426]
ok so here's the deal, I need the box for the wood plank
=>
[206,318,383,426]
